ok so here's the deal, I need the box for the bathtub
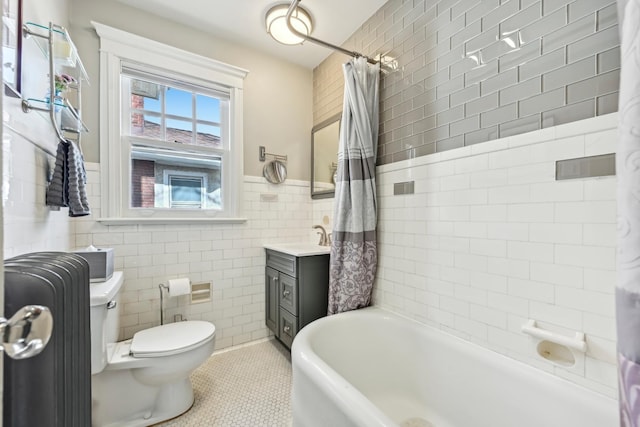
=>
[291,307,618,427]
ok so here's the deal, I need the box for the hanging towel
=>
[45,141,67,210]
[46,139,91,217]
[66,140,90,216]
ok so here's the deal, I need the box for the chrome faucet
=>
[313,225,330,246]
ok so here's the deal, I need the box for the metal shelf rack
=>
[21,21,89,143]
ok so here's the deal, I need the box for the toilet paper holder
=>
[158,278,191,325]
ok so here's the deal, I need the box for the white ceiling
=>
[116,0,388,69]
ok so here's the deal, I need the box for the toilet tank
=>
[89,271,124,374]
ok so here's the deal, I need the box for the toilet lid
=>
[130,320,215,358]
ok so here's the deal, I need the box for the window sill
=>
[96,217,248,225]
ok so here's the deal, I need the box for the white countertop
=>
[263,243,331,257]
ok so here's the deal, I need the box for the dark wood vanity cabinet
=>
[265,249,330,349]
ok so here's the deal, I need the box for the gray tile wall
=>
[313,0,619,166]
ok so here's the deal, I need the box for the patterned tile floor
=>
[156,338,293,427]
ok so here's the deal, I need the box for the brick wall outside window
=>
[131,159,155,208]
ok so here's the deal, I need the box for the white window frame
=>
[93,22,248,223]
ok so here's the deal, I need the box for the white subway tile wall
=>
[77,171,316,350]
[4,124,75,259]
[312,197,335,241]
[374,113,618,397]
[313,0,619,166]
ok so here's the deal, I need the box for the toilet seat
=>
[130,320,215,358]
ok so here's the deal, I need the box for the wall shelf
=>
[21,21,89,143]
[22,97,88,133]
[23,22,89,82]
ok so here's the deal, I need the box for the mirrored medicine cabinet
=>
[311,113,341,199]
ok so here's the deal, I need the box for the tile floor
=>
[156,338,293,427]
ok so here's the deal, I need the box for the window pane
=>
[165,88,192,118]
[196,123,221,147]
[130,79,161,113]
[130,113,162,139]
[196,94,220,122]
[166,118,193,144]
[125,76,229,148]
[130,145,222,210]
[141,96,161,113]
[170,177,203,207]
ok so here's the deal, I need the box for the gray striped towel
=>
[45,139,91,217]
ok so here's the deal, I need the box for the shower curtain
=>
[616,1,640,425]
[328,57,380,315]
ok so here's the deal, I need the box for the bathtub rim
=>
[291,305,618,427]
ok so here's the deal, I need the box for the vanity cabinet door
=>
[279,273,298,315]
[265,267,279,335]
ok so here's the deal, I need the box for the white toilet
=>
[89,271,216,426]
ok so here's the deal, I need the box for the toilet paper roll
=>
[167,278,191,297]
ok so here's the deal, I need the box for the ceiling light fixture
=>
[265,3,312,45]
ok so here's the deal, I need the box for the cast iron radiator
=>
[4,252,91,426]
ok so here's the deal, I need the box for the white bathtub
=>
[291,307,618,427]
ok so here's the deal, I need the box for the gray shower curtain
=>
[328,57,380,315]
[616,1,640,425]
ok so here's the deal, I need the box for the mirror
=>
[2,0,22,97]
[311,113,341,199]
[263,159,287,184]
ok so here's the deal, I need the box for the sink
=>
[263,243,331,257]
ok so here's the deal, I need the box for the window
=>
[124,72,226,213]
[168,175,205,208]
[94,22,248,222]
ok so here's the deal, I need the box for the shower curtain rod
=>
[285,0,379,65]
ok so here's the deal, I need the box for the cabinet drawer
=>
[279,309,298,348]
[279,273,298,315]
[266,250,297,277]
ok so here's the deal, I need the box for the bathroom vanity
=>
[264,244,330,349]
